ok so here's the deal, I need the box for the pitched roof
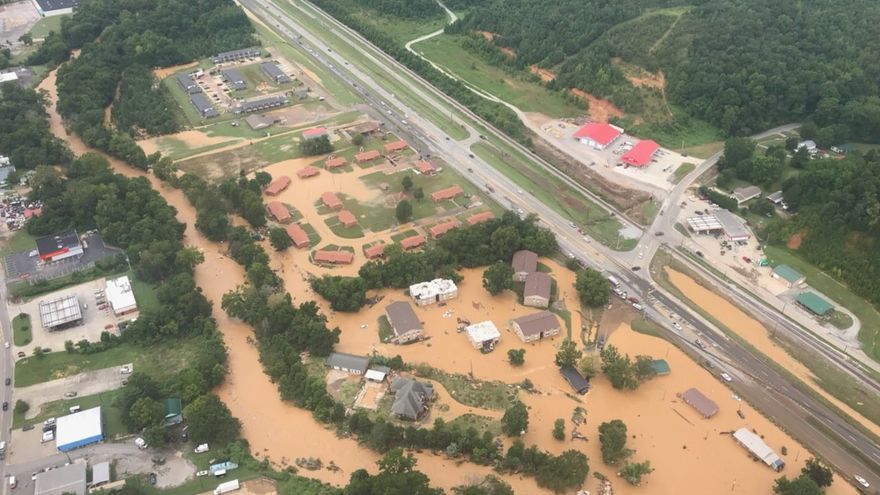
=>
[314,250,354,264]
[429,219,459,238]
[355,150,381,162]
[286,224,310,248]
[560,366,590,394]
[264,176,291,195]
[796,292,834,315]
[620,139,659,166]
[363,243,386,259]
[416,160,436,174]
[325,156,347,169]
[338,210,357,226]
[400,235,426,250]
[573,122,622,146]
[681,388,719,418]
[297,166,320,178]
[512,311,558,338]
[303,127,328,138]
[431,185,464,202]
[772,264,803,283]
[266,201,291,222]
[383,140,409,153]
[523,272,552,300]
[733,185,762,202]
[390,378,433,419]
[385,301,422,336]
[326,352,369,374]
[511,250,538,274]
[467,211,495,225]
[321,192,342,209]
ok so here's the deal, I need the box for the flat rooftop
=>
[39,295,82,328]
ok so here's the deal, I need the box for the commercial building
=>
[338,210,358,228]
[245,114,280,130]
[384,301,423,344]
[34,463,86,495]
[511,249,538,282]
[314,250,354,265]
[400,235,425,251]
[560,366,590,394]
[686,215,723,235]
[39,295,83,330]
[523,272,552,308]
[409,278,458,306]
[733,185,762,205]
[430,185,464,202]
[297,166,320,179]
[573,122,623,150]
[620,140,659,167]
[511,311,559,343]
[285,224,310,248]
[36,230,83,262]
[771,264,805,287]
[680,388,718,418]
[714,209,751,242]
[325,157,347,169]
[383,140,409,153]
[465,321,500,351]
[355,150,381,163]
[326,352,369,375]
[732,428,785,471]
[796,292,834,316]
[303,127,328,140]
[467,211,495,225]
[260,62,290,83]
[237,95,287,114]
[175,73,201,94]
[190,93,218,118]
[346,121,382,136]
[264,176,291,196]
[321,192,343,210]
[390,378,433,421]
[105,275,138,316]
[32,0,80,16]
[266,201,292,223]
[212,47,261,64]
[221,68,247,90]
[429,219,459,238]
[55,407,103,452]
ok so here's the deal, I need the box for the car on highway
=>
[631,266,641,271]
[854,475,869,488]
[720,372,733,382]
[64,391,77,398]
[672,322,682,330]
[2,402,7,411]
[568,221,577,229]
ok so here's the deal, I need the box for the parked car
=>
[148,473,157,486]
[16,351,25,358]
[196,470,210,478]
[1,402,7,411]
[672,322,682,330]
[720,372,733,382]
[22,424,34,431]
[64,392,77,398]
[120,365,133,374]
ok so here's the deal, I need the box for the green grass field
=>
[377,315,393,343]
[764,245,880,362]
[12,313,31,347]
[1,229,37,256]
[628,105,724,150]
[27,15,68,39]
[414,365,517,411]
[324,214,365,238]
[670,162,696,184]
[413,34,579,118]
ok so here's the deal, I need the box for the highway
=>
[242,0,880,486]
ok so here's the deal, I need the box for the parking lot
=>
[14,278,128,354]
[4,232,124,284]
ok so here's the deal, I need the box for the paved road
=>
[13,366,129,421]
[245,0,880,487]
[1,254,15,483]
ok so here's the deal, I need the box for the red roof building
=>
[314,250,354,264]
[416,160,437,175]
[431,185,464,202]
[266,201,292,223]
[338,210,358,228]
[355,150,381,163]
[297,166,320,178]
[24,207,43,219]
[467,211,495,225]
[573,122,623,150]
[321,192,342,210]
[325,156,347,169]
[400,235,426,250]
[264,176,291,196]
[286,224,310,248]
[303,127,329,140]
[383,140,409,153]
[620,140,660,167]
[363,243,386,259]
[429,219,459,238]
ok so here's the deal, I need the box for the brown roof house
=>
[416,160,437,175]
[266,201,291,223]
[511,249,538,282]
[383,140,409,153]
[431,185,464,203]
[264,176,291,196]
[680,388,719,418]
[285,224,310,248]
[467,211,495,225]
[338,210,358,228]
[384,301,423,344]
[297,166,320,179]
[400,235,426,251]
[355,150,381,163]
[363,243,386,259]
[523,272,552,309]
[511,311,560,343]
[314,250,354,265]
[325,156,347,169]
[321,192,343,210]
[429,219,459,238]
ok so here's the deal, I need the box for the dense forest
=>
[0,83,71,170]
[26,0,256,167]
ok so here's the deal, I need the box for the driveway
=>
[14,365,130,420]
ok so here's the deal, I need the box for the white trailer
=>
[214,479,240,495]
[607,275,620,287]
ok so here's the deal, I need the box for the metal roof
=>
[714,210,751,240]
[573,122,622,146]
[326,353,369,373]
[35,463,86,495]
[55,407,102,450]
[385,301,422,336]
[39,295,82,328]
[733,428,784,470]
[105,275,137,314]
[466,321,500,343]
[796,292,834,315]
[681,388,719,418]
[90,462,110,486]
[621,139,659,166]
[560,366,590,394]
[686,215,723,232]
[772,264,803,283]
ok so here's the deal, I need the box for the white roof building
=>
[56,407,103,452]
[39,295,83,329]
[34,463,87,495]
[409,278,458,306]
[0,72,18,84]
[105,275,138,316]
[465,321,500,350]
[732,428,785,471]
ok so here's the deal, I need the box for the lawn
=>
[413,34,579,118]
[231,62,298,99]
[14,390,126,438]
[28,14,68,39]
[377,315,393,343]
[630,317,664,338]
[12,313,31,347]
[128,271,160,313]
[764,245,880,362]
[670,162,696,184]
[14,339,203,387]
[323,215,365,239]
[162,72,218,127]
[629,105,723,151]
[300,222,322,247]
[679,141,724,159]
[447,413,502,437]
[148,136,240,162]
[1,229,37,256]
[414,365,517,411]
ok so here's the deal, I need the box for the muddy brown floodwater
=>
[665,268,880,438]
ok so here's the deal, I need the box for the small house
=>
[511,250,538,282]
[511,311,560,343]
[384,301,423,344]
[523,272,552,308]
[326,352,369,375]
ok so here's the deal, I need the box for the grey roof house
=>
[261,62,291,83]
[190,93,218,118]
[221,68,247,90]
[176,73,201,94]
[511,250,538,282]
[390,378,434,420]
[326,352,369,375]
[523,272,552,308]
[212,47,261,64]
[237,95,288,114]
[384,301,423,344]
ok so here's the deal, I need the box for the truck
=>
[214,479,240,495]
[0,440,6,459]
[607,275,620,287]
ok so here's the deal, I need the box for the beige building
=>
[523,272,552,308]
[511,311,560,343]
[511,250,538,282]
[384,301,423,344]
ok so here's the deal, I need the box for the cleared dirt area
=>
[570,88,625,123]
[528,65,556,82]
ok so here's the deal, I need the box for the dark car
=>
[2,402,7,411]
[4,378,10,386]
[22,424,34,431]
[631,266,641,271]
[149,473,157,486]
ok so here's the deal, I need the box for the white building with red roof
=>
[573,122,623,150]
[620,140,660,167]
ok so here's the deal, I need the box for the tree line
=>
[0,83,71,171]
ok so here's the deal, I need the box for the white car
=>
[3,342,8,349]
[720,372,733,382]
[120,365,133,374]
[196,470,210,477]
[672,322,682,330]
[854,475,869,488]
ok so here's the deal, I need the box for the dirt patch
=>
[570,88,625,123]
[528,65,556,82]
[236,478,277,495]
[475,30,495,41]
[627,69,666,90]
[498,47,516,58]
[787,230,805,250]
[153,62,199,80]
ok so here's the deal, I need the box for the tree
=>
[64,340,75,353]
[598,420,632,465]
[269,227,293,251]
[14,400,29,415]
[507,348,525,366]
[352,133,365,146]
[534,449,589,493]
[720,138,756,170]
[801,458,833,488]
[773,474,823,495]
[575,268,610,307]
[601,345,639,390]
[501,401,528,436]
[32,346,44,359]
[482,262,514,295]
[413,187,425,201]
[552,419,565,440]
[395,200,413,223]
[300,135,333,156]
[578,354,600,378]
[634,355,657,380]
[311,275,367,312]
[555,340,582,368]
[620,461,653,486]
[453,475,514,495]
[18,33,33,46]
[183,394,241,446]
[128,397,165,431]
[401,175,414,191]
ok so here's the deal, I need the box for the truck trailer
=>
[214,479,240,495]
